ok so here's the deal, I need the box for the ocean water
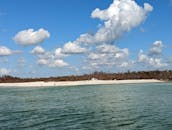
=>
[0,83,172,130]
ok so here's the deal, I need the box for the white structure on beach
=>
[91,77,98,81]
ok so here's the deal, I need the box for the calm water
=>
[0,83,172,130]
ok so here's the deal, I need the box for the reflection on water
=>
[0,83,172,129]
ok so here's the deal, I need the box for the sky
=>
[0,0,172,77]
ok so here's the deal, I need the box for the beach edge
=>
[0,79,165,87]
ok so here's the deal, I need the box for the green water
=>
[0,83,172,130]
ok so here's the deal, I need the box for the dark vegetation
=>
[1,70,172,83]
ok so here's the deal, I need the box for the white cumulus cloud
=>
[13,28,50,46]
[17,0,155,73]
[63,42,87,54]
[0,46,12,56]
[138,40,168,68]
[49,59,68,67]
[148,40,163,56]
[87,44,130,69]
[34,0,152,72]
[37,58,49,65]
[55,48,66,58]
[31,46,45,55]
[31,46,69,68]
[0,46,21,56]
[66,0,153,45]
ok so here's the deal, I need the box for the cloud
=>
[0,46,21,56]
[18,0,155,73]
[32,41,87,68]
[62,42,87,54]
[0,46,12,56]
[0,68,10,76]
[49,59,68,67]
[138,41,168,68]
[148,40,163,56]
[87,44,130,69]
[58,0,153,73]
[31,46,69,68]
[37,51,52,60]
[13,28,50,46]
[54,0,153,72]
[96,44,121,53]
[120,62,130,68]
[31,46,45,55]
[37,58,49,65]
[66,0,153,46]
[32,0,152,72]
[55,48,66,58]
[31,43,86,68]
[37,58,68,67]
[138,50,167,68]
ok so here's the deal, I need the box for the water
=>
[0,83,172,130]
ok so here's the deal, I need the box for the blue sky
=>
[0,0,172,77]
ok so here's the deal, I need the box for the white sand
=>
[0,79,164,88]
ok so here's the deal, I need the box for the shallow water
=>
[0,83,172,129]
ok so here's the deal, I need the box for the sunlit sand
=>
[0,79,164,87]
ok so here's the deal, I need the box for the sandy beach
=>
[0,79,164,87]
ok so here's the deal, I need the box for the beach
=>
[0,79,164,87]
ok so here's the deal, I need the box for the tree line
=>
[1,70,172,83]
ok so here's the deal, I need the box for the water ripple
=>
[0,83,172,129]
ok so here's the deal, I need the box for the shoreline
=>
[0,79,165,88]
